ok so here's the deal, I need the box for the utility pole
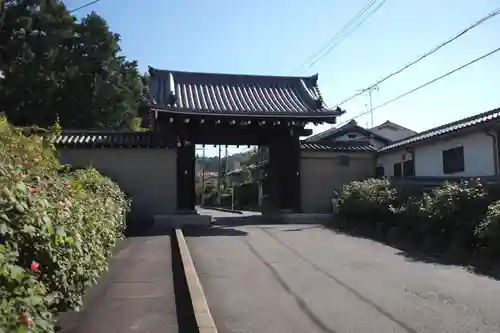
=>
[201,146,206,205]
[217,145,222,204]
[225,145,229,185]
[366,85,379,130]
[358,86,379,141]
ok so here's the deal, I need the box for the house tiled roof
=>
[300,140,376,152]
[304,119,391,143]
[148,67,343,119]
[379,106,500,152]
[53,131,176,148]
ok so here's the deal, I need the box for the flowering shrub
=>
[421,180,488,249]
[336,178,399,222]
[0,117,129,332]
[475,200,500,256]
[0,245,54,333]
[335,177,500,259]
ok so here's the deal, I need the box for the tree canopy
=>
[0,0,149,130]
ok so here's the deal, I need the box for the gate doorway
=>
[148,67,343,213]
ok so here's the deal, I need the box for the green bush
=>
[0,118,129,332]
[475,200,500,257]
[421,180,487,251]
[0,244,54,333]
[335,178,496,253]
[336,178,399,223]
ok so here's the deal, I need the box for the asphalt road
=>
[185,220,500,333]
[58,235,178,333]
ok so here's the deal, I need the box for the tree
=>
[0,1,147,130]
[56,12,145,129]
[0,0,76,126]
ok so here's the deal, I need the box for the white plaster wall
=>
[415,132,495,177]
[376,131,496,177]
[376,151,412,177]
[301,151,375,213]
[58,148,178,220]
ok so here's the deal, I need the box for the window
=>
[403,159,415,177]
[339,155,350,166]
[347,134,357,139]
[442,146,464,174]
[393,163,402,179]
[375,166,385,178]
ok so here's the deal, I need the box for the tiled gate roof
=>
[148,67,343,119]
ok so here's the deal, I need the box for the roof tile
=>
[379,107,500,152]
[301,141,376,152]
[149,68,343,117]
[53,131,175,148]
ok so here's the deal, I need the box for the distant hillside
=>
[196,148,259,173]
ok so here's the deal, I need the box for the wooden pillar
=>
[268,142,282,210]
[284,133,301,212]
[268,132,301,212]
[176,144,195,212]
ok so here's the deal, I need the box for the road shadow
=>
[182,225,249,237]
[395,246,500,280]
[325,223,500,280]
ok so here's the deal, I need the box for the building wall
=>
[300,151,375,213]
[58,148,177,223]
[376,131,497,177]
[376,150,413,177]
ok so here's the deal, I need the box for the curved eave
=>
[150,106,344,120]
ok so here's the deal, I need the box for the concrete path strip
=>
[175,228,218,333]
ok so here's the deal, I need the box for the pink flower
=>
[21,312,33,325]
[29,187,41,194]
[31,261,40,273]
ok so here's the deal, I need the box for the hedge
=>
[335,178,500,262]
[0,118,129,333]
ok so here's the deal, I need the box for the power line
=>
[296,0,378,70]
[69,0,101,13]
[334,7,500,107]
[334,45,500,128]
[308,0,388,69]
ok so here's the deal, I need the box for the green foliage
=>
[0,117,129,332]
[0,1,148,129]
[233,182,258,210]
[196,148,258,174]
[0,245,54,333]
[336,178,499,260]
[475,200,500,256]
[421,180,488,247]
[336,178,399,222]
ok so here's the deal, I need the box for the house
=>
[376,106,500,180]
[370,121,417,142]
[295,119,416,212]
[305,119,416,147]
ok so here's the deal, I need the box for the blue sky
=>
[67,0,500,157]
